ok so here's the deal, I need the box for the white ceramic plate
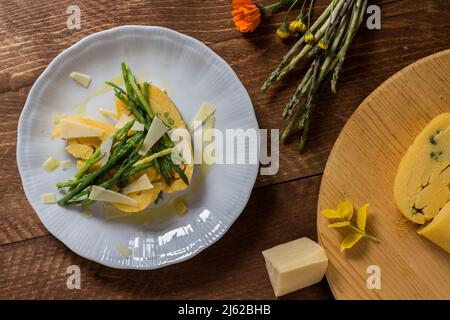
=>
[17,26,259,269]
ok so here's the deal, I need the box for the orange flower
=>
[232,0,262,33]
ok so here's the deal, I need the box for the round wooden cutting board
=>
[317,49,450,300]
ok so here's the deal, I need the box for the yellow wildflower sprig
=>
[289,18,307,33]
[317,37,329,50]
[304,30,315,43]
[277,22,291,39]
[321,200,378,251]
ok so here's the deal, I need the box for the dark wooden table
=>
[0,0,449,299]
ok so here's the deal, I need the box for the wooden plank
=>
[0,87,48,245]
[1,0,449,249]
[0,0,448,190]
[0,175,333,299]
[1,0,450,298]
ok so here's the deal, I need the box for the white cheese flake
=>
[60,119,104,139]
[173,198,188,215]
[203,114,215,142]
[122,174,153,194]
[42,156,60,172]
[139,116,169,155]
[41,193,57,204]
[168,128,193,164]
[88,185,138,207]
[115,244,132,258]
[82,208,93,218]
[70,72,92,88]
[99,108,118,120]
[98,135,114,166]
[60,160,71,170]
[115,114,144,132]
[191,102,215,131]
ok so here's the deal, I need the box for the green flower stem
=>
[282,64,314,118]
[281,103,304,142]
[348,224,379,242]
[319,11,349,81]
[306,0,314,27]
[261,0,336,92]
[277,0,346,80]
[331,0,367,93]
[265,0,297,13]
[283,0,300,23]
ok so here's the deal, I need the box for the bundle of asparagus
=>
[262,0,368,152]
[57,63,188,208]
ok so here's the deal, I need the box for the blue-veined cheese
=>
[418,201,450,253]
[394,113,450,224]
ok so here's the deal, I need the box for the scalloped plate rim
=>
[17,25,259,270]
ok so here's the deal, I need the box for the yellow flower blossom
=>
[276,23,290,40]
[318,38,329,50]
[289,19,307,33]
[321,199,353,220]
[321,200,378,251]
[304,30,314,43]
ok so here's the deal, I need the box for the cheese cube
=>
[60,160,71,170]
[115,244,132,258]
[262,237,328,297]
[70,72,92,88]
[42,156,60,172]
[41,193,57,204]
[173,198,188,215]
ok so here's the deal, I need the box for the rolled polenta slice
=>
[394,113,450,224]
[112,85,194,212]
[147,85,194,193]
[113,178,164,213]
[418,201,450,253]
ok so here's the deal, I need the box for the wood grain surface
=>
[318,50,450,299]
[0,0,449,299]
